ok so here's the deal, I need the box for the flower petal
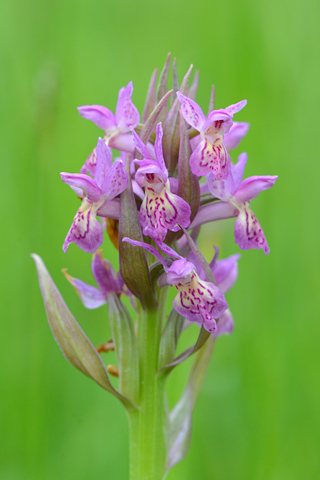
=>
[63,200,104,253]
[232,152,248,190]
[60,173,101,202]
[115,82,140,133]
[207,171,235,201]
[134,159,166,189]
[234,175,278,203]
[224,122,249,151]
[94,138,113,190]
[203,111,233,135]
[234,205,270,254]
[122,237,169,270]
[190,138,231,179]
[212,254,240,294]
[154,123,168,175]
[166,259,194,285]
[190,201,238,229]
[173,272,228,333]
[102,159,128,199]
[225,99,247,115]
[91,252,120,295]
[77,105,116,131]
[213,309,234,338]
[96,198,120,220]
[63,270,107,309]
[108,133,135,153]
[81,148,97,176]
[131,128,153,160]
[139,184,191,241]
[176,92,206,131]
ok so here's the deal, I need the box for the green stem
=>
[127,288,168,480]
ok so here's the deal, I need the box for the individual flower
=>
[79,81,139,175]
[187,247,240,337]
[61,137,127,253]
[63,250,126,309]
[177,91,247,180]
[122,236,228,332]
[132,123,191,241]
[205,153,278,254]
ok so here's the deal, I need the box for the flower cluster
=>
[61,61,277,334]
[34,57,278,477]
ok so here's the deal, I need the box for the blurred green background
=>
[1,0,319,478]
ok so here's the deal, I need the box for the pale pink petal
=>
[224,122,249,151]
[225,99,247,115]
[65,274,106,309]
[101,160,128,199]
[60,173,101,202]
[176,92,206,130]
[213,309,234,338]
[232,153,248,190]
[173,273,228,333]
[154,123,168,174]
[81,148,97,176]
[115,82,140,133]
[139,185,191,241]
[166,259,194,285]
[77,105,116,131]
[213,254,240,294]
[190,138,231,179]
[63,200,104,253]
[207,171,235,201]
[94,138,112,190]
[190,202,238,229]
[233,175,278,203]
[234,206,270,255]
[108,133,135,153]
[96,199,120,220]
[91,253,119,296]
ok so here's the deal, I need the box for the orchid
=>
[177,91,247,180]
[61,137,127,253]
[79,81,139,175]
[122,236,228,332]
[204,153,278,254]
[132,123,191,241]
[34,56,278,480]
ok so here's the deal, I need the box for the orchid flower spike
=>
[79,81,140,175]
[177,91,247,180]
[61,138,127,253]
[132,123,191,241]
[122,236,228,333]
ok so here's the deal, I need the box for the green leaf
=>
[207,84,215,114]
[166,335,215,471]
[167,386,192,472]
[159,309,184,368]
[139,90,173,150]
[188,70,199,101]
[156,52,171,122]
[32,254,135,410]
[108,295,139,404]
[163,64,193,175]
[159,326,210,376]
[172,57,179,104]
[142,68,158,123]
